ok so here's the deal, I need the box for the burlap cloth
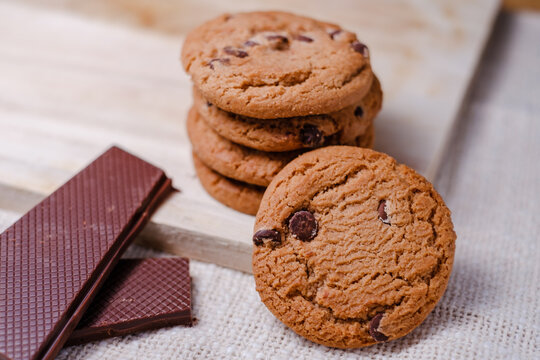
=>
[0,10,537,360]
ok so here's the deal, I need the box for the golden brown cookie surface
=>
[193,76,382,152]
[192,153,264,215]
[187,107,376,187]
[187,107,297,186]
[252,146,456,348]
[182,11,373,118]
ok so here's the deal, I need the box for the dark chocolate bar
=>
[66,257,191,346]
[0,146,173,360]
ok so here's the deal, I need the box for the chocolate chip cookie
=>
[187,107,298,186]
[193,153,264,215]
[182,11,373,119]
[193,76,382,152]
[349,122,375,149]
[188,107,375,187]
[252,146,456,348]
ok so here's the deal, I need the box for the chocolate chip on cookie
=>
[207,58,230,70]
[253,146,456,348]
[369,313,388,342]
[288,210,318,241]
[328,29,342,39]
[223,46,248,58]
[253,229,281,247]
[266,34,290,50]
[378,200,390,224]
[351,41,369,57]
[293,34,314,43]
[354,106,364,117]
[299,124,323,147]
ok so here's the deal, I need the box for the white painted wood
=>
[0,1,499,272]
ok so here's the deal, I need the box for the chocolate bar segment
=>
[66,257,191,346]
[0,146,173,360]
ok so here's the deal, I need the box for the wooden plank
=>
[0,1,499,272]
[0,183,254,273]
[503,0,540,11]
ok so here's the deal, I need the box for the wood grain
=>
[504,0,540,11]
[0,1,499,272]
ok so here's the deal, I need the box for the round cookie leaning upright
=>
[252,146,456,348]
[181,11,373,119]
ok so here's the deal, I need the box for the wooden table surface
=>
[0,0,499,272]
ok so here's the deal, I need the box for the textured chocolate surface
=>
[66,258,191,346]
[0,146,172,360]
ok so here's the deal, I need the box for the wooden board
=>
[0,1,499,272]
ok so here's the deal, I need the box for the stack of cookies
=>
[181,11,382,215]
[180,12,457,350]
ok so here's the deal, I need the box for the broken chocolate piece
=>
[0,146,173,360]
[66,258,192,346]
